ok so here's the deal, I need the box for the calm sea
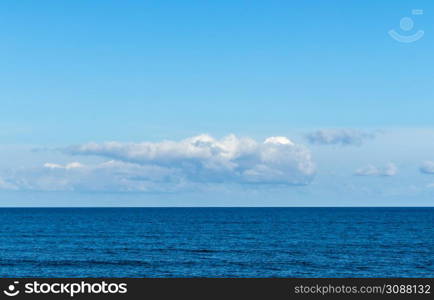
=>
[0,208,433,277]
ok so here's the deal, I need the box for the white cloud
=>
[264,136,294,146]
[420,161,434,174]
[354,163,398,177]
[0,134,316,192]
[3,160,183,192]
[306,129,375,146]
[43,162,84,170]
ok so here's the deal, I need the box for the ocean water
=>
[0,207,433,278]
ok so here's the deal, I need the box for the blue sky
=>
[1,1,434,206]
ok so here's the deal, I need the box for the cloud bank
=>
[64,134,316,185]
[354,163,398,177]
[0,160,181,192]
[306,129,375,146]
[0,134,316,192]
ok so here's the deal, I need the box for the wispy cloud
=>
[0,177,18,190]
[420,161,434,174]
[306,129,376,146]
[354,163,398,177]
[43,162,84,170]
[1,160,181,192]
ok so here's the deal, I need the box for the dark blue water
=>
[0,208,433,277]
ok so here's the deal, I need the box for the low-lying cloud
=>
[306,129,375,146]
[1,160,181,192]
[0,134,316,192]
[65,134,316,185]
[354,163,398,177]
